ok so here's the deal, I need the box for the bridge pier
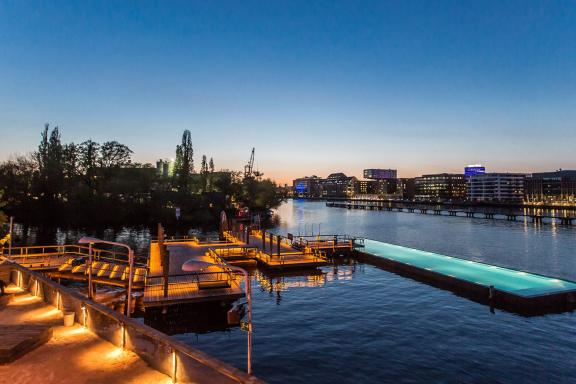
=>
[449,211,457,216]
[560,217,573,226]
[506,214,517,221]
[419,209,428,214]
[531,216,543,224]
[434,210,441,215]
[485,213,495,219]
[466,212,474,218]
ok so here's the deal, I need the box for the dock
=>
[143,240,245,308]
[356,239,576,315]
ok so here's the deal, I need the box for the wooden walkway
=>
[223,231,329,269]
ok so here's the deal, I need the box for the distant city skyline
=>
[2,1,576,185]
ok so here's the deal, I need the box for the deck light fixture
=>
[81,303,87,327]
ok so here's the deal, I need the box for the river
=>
[8,199,576,383]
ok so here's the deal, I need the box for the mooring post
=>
[262,230,266,250]
[277,235,281,256]
[269,233,273,254]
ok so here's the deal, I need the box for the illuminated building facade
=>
[467,173,526,202]
[525,170,576,204]
[292,176,323,198]
[363,169,397,180]
[414,173,467,201]
[321,173,357,198]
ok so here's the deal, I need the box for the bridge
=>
[327,201,576,226]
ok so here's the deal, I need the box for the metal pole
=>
[88,243,93,299]
[246,269,252,375]
[127,249,134,318]
[8,216,13,258]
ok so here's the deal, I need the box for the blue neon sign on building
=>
[465,165,486,177]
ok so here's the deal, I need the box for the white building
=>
[467,173,526,202]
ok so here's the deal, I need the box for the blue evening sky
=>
[1,1,575,183]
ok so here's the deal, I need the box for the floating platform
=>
[356,239,576,315]
[143,242,245,307]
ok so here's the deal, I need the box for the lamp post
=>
[79,237,134,318]
[182,260,252,375]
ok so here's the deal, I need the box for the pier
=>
[327,201,576,226]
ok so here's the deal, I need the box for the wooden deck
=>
[226,231,330,269]
[144,242,245,307]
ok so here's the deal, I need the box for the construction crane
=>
[244,148,263,180]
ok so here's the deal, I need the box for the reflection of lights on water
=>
[255,272,328,292]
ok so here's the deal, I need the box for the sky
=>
[1,0,575,184]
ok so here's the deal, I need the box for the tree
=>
[173,130,194,192]
[35,124,64,202]
[0,190,8,230]
[239,178,282,211]
[0,156,36,207]
[209,157,215,173]
[78,140,100,192]
[99,141,133,168]
[63,143,79,179]
[201,155,208,174]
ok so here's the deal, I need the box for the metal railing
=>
[2,244,148,269]
[212,247,260,259]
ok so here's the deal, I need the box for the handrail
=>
[3,244,148,268]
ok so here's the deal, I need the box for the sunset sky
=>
[1,1,575,184]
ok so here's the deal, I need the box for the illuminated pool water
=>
[363,239,576,297]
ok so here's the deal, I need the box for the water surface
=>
[176,200,576,383]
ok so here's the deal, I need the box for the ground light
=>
[81,303,87,328]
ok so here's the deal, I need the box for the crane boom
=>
[244,148,255,178]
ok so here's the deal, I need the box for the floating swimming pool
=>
[359,239,576,314]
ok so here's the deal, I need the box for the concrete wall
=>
[5,261,262,384]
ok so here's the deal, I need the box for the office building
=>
[292,176,323,198]
[321,173,357,198]
[414,173,467,201]
[525,170,576,204]
[363,169,397,180]
[467,173,526,202]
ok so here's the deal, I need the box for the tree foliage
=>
[173,130,194,192]
[0,125,283,226]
